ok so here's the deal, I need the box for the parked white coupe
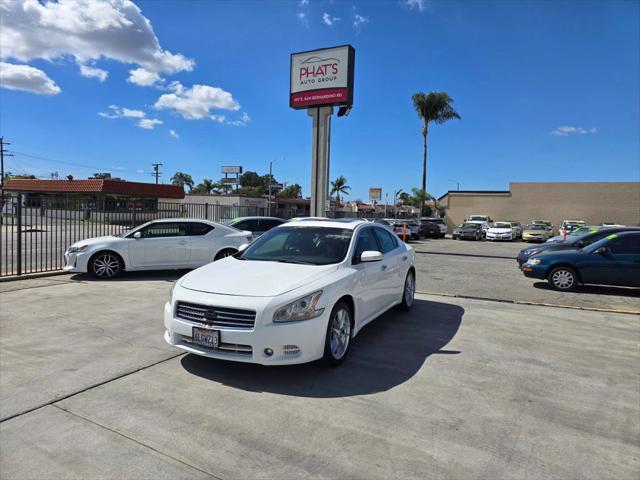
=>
[164,219,416,366]
[64,219,253,279]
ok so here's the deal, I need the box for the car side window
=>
[141,222,187,238]
[608,235,640,254]
[353,229,380,262]
[189,223,214,236]
[232,220,250,231]
[263,219,283,230]
[374,228,398,253]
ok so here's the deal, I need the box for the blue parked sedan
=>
[521,231,640,291]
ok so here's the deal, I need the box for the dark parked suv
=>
[456,222,484,240]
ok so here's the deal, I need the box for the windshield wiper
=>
[277,259,315,265]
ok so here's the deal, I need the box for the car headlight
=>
[67,245,88,254]
[169,281,176,301]
[527,259,542,265]
[524,249,540,255]
[273,291,324,323]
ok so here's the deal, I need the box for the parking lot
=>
[1,238,638,479]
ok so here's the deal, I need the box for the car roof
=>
[227,216,283,222]
[147,218,218,224]
[282,218,367,230]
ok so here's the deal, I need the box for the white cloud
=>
[403,0,425,11]
[0,61,61,94]
[322,13,340,26]
[154,82,240,120]
[127,67,162,87]
[1,0,194,88]
[297,12,308,27]
[228,112,250,127]
[79,64,108,81]
[299,0,309,6]
[169,129,179,139]
[137,118,162,129]
[353,14,369,29]
[98,105,145,119]
[551,126,598,136]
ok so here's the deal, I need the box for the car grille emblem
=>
[204,309,218,322]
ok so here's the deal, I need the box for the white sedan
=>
[164,219,416,366]
[486,222,516,241]
[64,218,252,279]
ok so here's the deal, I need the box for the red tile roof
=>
[4,179,185,199]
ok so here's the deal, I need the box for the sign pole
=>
[308,106,333,217]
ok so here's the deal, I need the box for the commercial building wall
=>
[439,182,640,232]
[183,194,267,209]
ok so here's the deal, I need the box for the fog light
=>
[264,348,273,357]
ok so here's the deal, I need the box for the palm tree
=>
[330,175,351,206]
[411,91,461,195]
[170,172,194,191]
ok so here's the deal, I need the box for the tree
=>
[330,175,351,206]
[191,178,216,194]
[239,171,262,188]
[411,91,461,194]
[171,172,194,191]
[278,183,303,199]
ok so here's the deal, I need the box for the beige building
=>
[438,182,640,232]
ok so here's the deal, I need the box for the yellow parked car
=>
[522,224,552,242]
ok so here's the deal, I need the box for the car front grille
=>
[176,301,256,329]
[178,334,253,356]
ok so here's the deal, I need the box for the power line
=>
[10,150,151,175]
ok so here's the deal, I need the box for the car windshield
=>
[526,225,546,230]
[468,216,487,221]
[239,226,353,265]
[462,223,477,228]
[493,222,512,228]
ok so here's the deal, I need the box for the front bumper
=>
[521,263,546,279]
[63,251,90,273]
[523,235,545,242]
[486,233,513,240]
[164,298,329,365]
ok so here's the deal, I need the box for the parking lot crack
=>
[52,404,223,479]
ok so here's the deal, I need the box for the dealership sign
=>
[290,45,355,109]
[369,188,382,202]
[221,166,242,174]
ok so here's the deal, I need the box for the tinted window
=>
[353,229,380,259]
[261,219,284,230]
[609,235,640,254]
[141,222,186,238]
[234,219,260,232]
[241,227,353,265]
[189,223,214,236]
[374,228,398,253]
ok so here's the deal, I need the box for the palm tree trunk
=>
[421,122,428,207]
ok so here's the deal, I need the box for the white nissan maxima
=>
[164,219,416,366]
[64,218,253,279]
[486,221,516,241]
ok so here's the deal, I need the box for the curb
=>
[0,270,70,283]
[415,290,640,316]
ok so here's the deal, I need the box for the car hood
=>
[71,235,124,248]
[531,248,585,261]
[522,242,579,254]
[488,228,512,233]
[180,257,339,297]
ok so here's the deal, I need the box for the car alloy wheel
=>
[398,270,415,311]
[549,267,577,291]
[91,253,121,279]
[323,301,352,365]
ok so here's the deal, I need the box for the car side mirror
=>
[238,243,250,252]
[360,251,383,263]
[133,231,142,239]
[594,246,609,255]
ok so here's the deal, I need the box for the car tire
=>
[214,248,238,261]
[323,301,352,367]
[440,233,446,238]
[89,251,123,279]
[397,270,415,312]
[548,266,579,291]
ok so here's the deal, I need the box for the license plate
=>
[192,327,220,348]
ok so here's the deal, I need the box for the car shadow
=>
[180,299,464,398]
[533,281,640,297]
[70,270,189,282]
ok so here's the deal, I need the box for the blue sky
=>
[1,0,638,201]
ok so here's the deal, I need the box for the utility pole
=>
[151,163,163,184]
[1,137,15,207]
[267,159,276,216]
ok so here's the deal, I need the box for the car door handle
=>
[178,240,188,245]
[402,256,408,261]
[381,265,387,270]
